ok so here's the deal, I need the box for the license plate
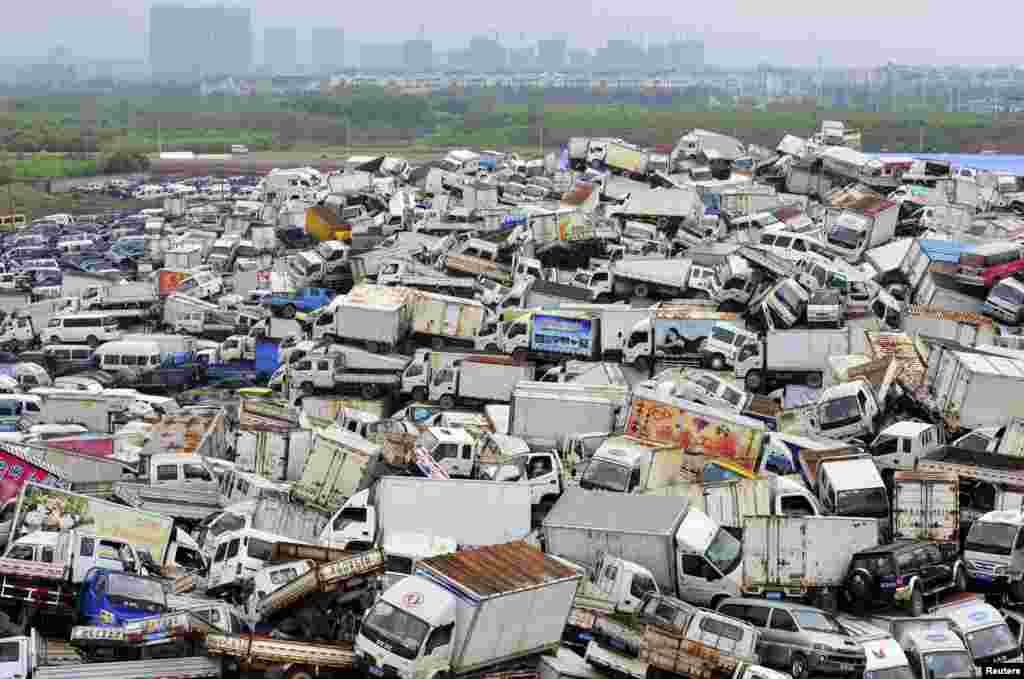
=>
[369,666,383,676]
[766,592,783,600]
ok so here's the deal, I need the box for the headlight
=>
[813,643,832,652]
[995,565,1008,576]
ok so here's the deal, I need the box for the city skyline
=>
[2,0,1024,69]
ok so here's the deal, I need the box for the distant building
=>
[595,40,645,71]
[469,36,505,72]
[537,39,567,71]
[567,48,591,70]
[264,27,298,74]
[509,47,536,71]
[646,44,667,71]
[312,27,345,73]
[403,39,433,72]
[360,43,403,70]
[149,4,252,81]
[667,39,704,72]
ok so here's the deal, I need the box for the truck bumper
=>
[807,654,865,675]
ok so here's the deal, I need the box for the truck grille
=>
[827,654,866,667]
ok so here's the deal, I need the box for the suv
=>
[716,597,865,679]
[845,541,966,617]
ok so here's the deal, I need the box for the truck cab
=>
[320,489,374,548]
[474,441,565,506]
[577,436,680,494]
[380,532,458,591]
[0,314,36,351]
[870,422,945,474]
[8,530,144,583]
[208,236,241,272]
[561,553,660,615]
[207,528,314,595]
[816,455,891,533]
[143,453,218,493]
[899,628,976,679]
[963,510,1024,595]
[246,558,314,618]
[78,567,168,626]
[702,321,759,371]
[813,378,884,441]
[417,427,477,478]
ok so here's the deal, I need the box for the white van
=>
[175,271,224,300]
[208,527,313,593]
[94,340,162,373]
[43,313,121,346]
[758,229,831,261]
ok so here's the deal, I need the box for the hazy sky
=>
[6,0,1024,68]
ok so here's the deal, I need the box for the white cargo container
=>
[510,386,618,449]
[429,356,536,408]
[313,284,415,353]
[557,303,651,359]
[926,350,1024,431]
[410,290,488,348]
[741,515,881,604]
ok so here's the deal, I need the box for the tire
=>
[412,386,428,402]
[431,337,444,351]
[366,341,380,354]
[634,356,650,374]
[710,595,727,612]
[485,343,499,352]
[284,668,315,679]
[596,294,613,304]
[790,654,808,679]
[439,394,456,410]
[86,335,99,348]
[300,382,314,396]
[806,372,823,388]
[281,304,296,319]
[708,353,726,371]
[634,284,650,299]
[910,586,924,617]
[745,371,763,392]
[361,383,380,399]
[955,567,967,593]
[48,336,60,345]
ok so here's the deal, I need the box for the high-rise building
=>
[469,36,505,72]
[312,27,345,73]
[149,4,252,81]
[667,39,704,72]
[264,27,297,74]
[403,39,433,72]
[360,43,403,70]
[537,39,567,71]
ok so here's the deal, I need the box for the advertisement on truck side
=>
[157,270,188,297]
[10,483,174,561]
[606,144,646,174]
[624,396,765,478]
[412,295,487,339]
[531,314,595,356]
[0,443,68,504]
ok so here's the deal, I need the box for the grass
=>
[12,156,99,178]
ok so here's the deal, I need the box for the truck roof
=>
[879,421,934,439]
[418,540,579,597]
[820,457,882,492]
[425,427,476,445]
[543,487,690,535]
[977,510,1024,526]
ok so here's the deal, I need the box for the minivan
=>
[42,345,97,376]
[717,597,867,679]
[44,313,121,346]
[94,340,162,373]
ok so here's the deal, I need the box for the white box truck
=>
[312,284,414,353]
[509,385,619,450]
[734,326,859,393]
[356,541,581,679]
[429,356,535,408]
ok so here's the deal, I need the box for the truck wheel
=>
[361,384,380,399]
[412,386,428,402]
[955,567,967,592]
[634,284,650,298]
[284,667,315,679]
[745,371,763,392]
[439,394,456,410]
[634,356,650,374]
[300,382,314,396]
[86,335,99,347]
[485,343,499,352]
[431,337,445,351]
[281,304,296,319]
[366,341,380,354]
[48,336,60,345]
[596,294,613,304]
[707,354,726,371]
[790,654,808,679]
[806,373,823,388]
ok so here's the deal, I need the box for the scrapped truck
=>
[625,386,768,480]
[206,631,355,677]
[583,592,768,679]
[248,549,384,640]
[291,419,380,514]
[428,355,535,408]
[70,600,247,661]
[409,289,489,350]
[621,304,744,371]
[311,283,415,354]
[740,515,882,612]
[285,345,410,400]
[356,541,581,679]
[486,309,602,364]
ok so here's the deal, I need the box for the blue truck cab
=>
[77,567,168,626]
[269,287,333,319]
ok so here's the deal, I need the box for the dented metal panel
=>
[865,332,928,399]
[418,541,580,598]
[345,283,414,308]
[893,471,959,542]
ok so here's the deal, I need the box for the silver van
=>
[717,598,866,679]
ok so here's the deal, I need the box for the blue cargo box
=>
[919,239,974,264]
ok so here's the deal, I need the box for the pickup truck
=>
[205,631,354,677]
[70,600,247,661]
[0,628,225,679]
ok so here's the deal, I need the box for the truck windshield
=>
[793,609,844,634]
[579,458,631,493]
[705,528,742,575]
[836,488,889,518]
[922,652,974,679]
[964,522,1019,555]
[211,246,232,257]
[236,244,259,258]
[572,272,591,287]
[818,396,861,429]
[992,283,1024,306]
[710,325,737,346]
[871,435,901,456]
[966,623,1018,663]
[361,600,430,660]
[107,574,166,612]
[416,431,439,452]
[828,225,864,251]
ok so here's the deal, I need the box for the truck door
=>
[524,453,561,505]
[314,357,332,389]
